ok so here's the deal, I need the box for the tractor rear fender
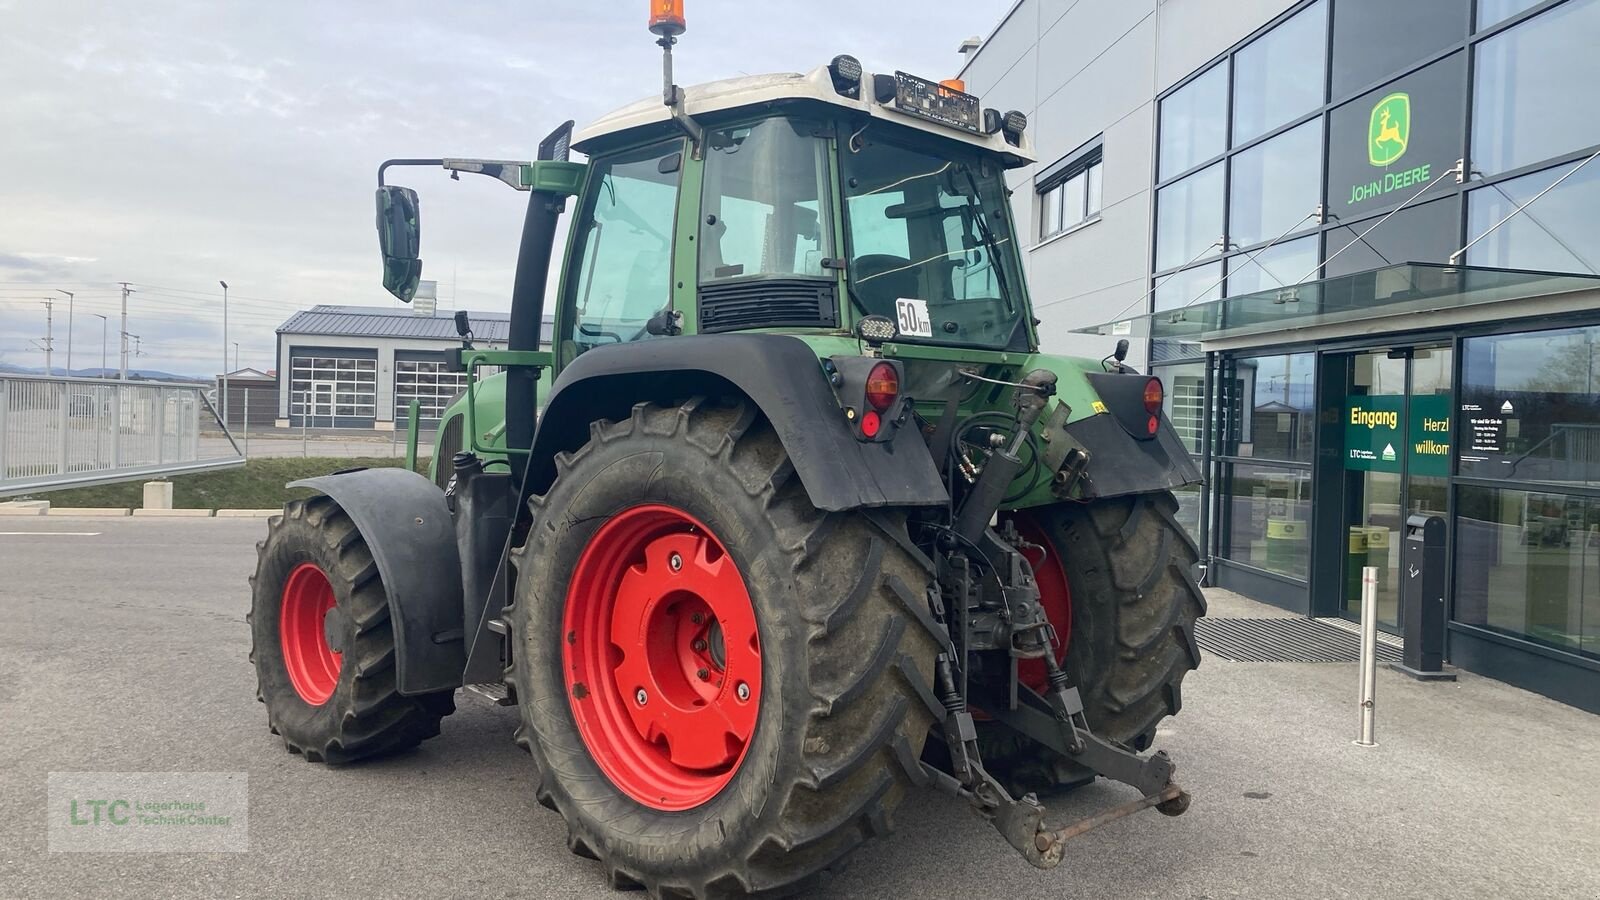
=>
[529,334,948,512]
[288,467,465,695]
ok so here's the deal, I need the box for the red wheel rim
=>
[280,562,342,706]
[1009,513,1072,696]
[563,504,763,811]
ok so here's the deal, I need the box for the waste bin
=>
[1346,527,1369,608]
[1265,519,1307,578]
[1365,526,1391,594]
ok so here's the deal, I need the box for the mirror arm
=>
[378,158,444,187]
[377,157,533,192]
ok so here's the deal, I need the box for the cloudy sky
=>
[0,0,1012,376]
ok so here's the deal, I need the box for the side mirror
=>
[375,186,422,302]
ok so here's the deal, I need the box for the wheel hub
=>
[280,562,343,706]
[563,504,763,811]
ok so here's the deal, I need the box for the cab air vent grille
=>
[698,279,838,333]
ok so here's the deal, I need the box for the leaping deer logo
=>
[1368,92,1410,166]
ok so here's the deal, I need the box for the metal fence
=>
[0,375,244,497]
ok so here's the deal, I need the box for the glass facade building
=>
[1144,0,1600,711]
[963,0,1600,711]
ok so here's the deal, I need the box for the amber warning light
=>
[649,0,686,36]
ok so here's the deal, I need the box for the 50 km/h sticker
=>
[895,298,933,337]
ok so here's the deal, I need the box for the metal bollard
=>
[1355,565,1379,747]
[302,391,309,458]
[242,389,250,458]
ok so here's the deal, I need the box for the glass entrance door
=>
[1337,346,1454,629]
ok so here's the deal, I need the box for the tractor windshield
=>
[841,134,1026,349]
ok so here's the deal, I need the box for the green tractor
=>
[249,8,1204,896]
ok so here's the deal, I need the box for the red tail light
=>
[1142,377,1164,414]
[860,410,882,438]
[865,362,899,412]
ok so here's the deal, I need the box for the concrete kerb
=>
[215,509,281,518]
[0,500,50,516]
[47,508,132,517]
[131,508,215,518]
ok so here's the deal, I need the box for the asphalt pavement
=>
[2,517,1598,898]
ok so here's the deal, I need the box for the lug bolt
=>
[691,612,704,625]
[635,688,648,706]
[735,682,751,702]
[697,668,710,681]
[692,639,707,652]
[669,552,683,572]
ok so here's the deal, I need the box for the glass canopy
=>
[1075,263,1600,344]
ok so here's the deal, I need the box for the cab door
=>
[552,140,687,371]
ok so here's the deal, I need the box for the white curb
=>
[50,508,132,517]
[215,509,281,518]
[132,508,215,517]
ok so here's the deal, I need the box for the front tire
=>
[249,495,455,763]
[508,399,943,898]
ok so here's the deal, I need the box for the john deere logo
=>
[1368,93,1410,166]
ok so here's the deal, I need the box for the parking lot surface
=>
[2,517,1597,898]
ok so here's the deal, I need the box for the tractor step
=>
[464,682,514,706]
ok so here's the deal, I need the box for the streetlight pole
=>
[220,280,229,425]
[91,314,107,375]
[56,289,74,373]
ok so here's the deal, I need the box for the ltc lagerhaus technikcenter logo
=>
[1347,91,1431,205]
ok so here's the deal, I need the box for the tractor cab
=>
[555,61,1037,365]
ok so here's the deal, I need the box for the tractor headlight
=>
[1002,110,1028,146]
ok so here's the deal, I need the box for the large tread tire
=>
[980,491,1205,795]
[507,398,943,899]
[249,495,455,763]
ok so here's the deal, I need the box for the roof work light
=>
[649,0,686,36]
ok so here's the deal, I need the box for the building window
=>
[1228,119,1323,248]
[1155,161,1225,272]
[1226,235,1319,297]
[1153,260,1222,313]
[1330,0,1466,98]
[1459,324,1600,486]
[1454,485,1600,658]
[1472,0,1600,177]
[1478,0,1543,29]
[1158,63,1227,179]
[1232,1,1327,145]
[1221,462,1314,579]
[1221,353,1317,463]
[1466,160,1600,273]
[289,355,377,422]
[1037,146,1103,240]
[394,359,469,423]
[1322,197,1460,277]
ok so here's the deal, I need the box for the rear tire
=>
[249,495,455,763]
[980,492,1205,795]
[507,398,943,898]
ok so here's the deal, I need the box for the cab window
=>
[699,118,833,282]
[562,141,682,362]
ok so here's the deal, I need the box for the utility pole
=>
[91,314,107,376]
[56,289,74,373]
[219,280,229,425]
[41,298,54,376]
[118,282,135,380]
